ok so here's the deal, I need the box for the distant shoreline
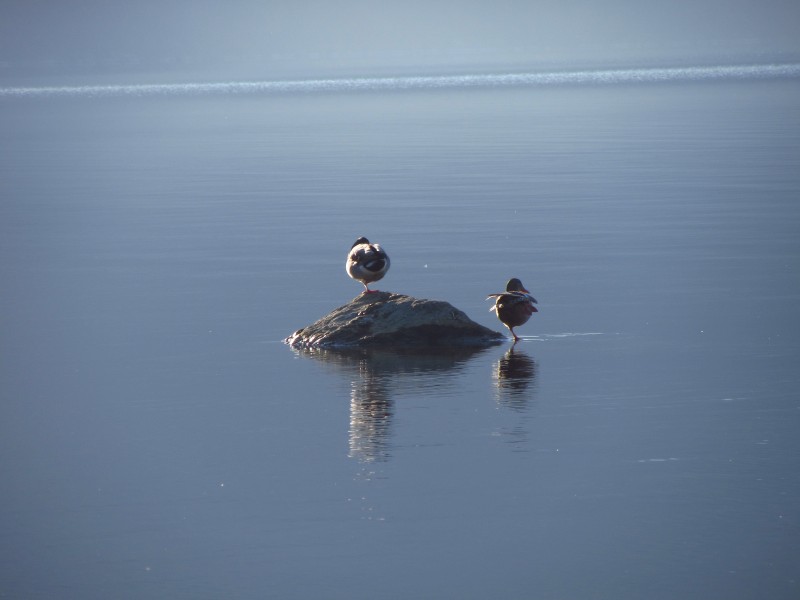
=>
[2,61,800,99]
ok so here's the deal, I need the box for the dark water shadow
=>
[493,345,538,411]
[292,346,492,463]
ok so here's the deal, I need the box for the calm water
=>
[1,72,799,599]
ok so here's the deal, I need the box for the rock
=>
[285,291,505,348]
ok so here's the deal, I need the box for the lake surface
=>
[1,69,799,599]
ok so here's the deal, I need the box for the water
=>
[1,69,799,599]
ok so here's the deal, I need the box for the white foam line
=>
[542,332,605,338]
[2,63,798,98]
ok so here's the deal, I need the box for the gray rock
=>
[285,291,505,348]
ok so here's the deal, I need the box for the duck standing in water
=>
[487,278,538,341]
[346,237,390,293]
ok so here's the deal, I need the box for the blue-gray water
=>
[1,68,799,599]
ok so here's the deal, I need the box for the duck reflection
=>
[293,346,491,463]
[349,370,392,463]
[493,345,537,410]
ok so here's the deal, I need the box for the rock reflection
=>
[493,345,537,410]
[293,346,490,463]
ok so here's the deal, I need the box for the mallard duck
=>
[487,278,538,341]
[346,237,390,293]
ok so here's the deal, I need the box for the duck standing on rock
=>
[487,278,538,341]
[346,237,390,293]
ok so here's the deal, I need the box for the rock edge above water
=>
[285,291,505,348]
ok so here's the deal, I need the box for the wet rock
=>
[285,291,505,348]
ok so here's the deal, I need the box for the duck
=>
[346,237,390,293]
[487,278,538,341]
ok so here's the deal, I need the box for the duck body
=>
[346,237,390,293]
[487,278,538,341]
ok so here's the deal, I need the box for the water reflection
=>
[293,346,490,462]
[349,361,392,464]
[493,345,537,410]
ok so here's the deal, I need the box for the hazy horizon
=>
[2,1,800,85]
